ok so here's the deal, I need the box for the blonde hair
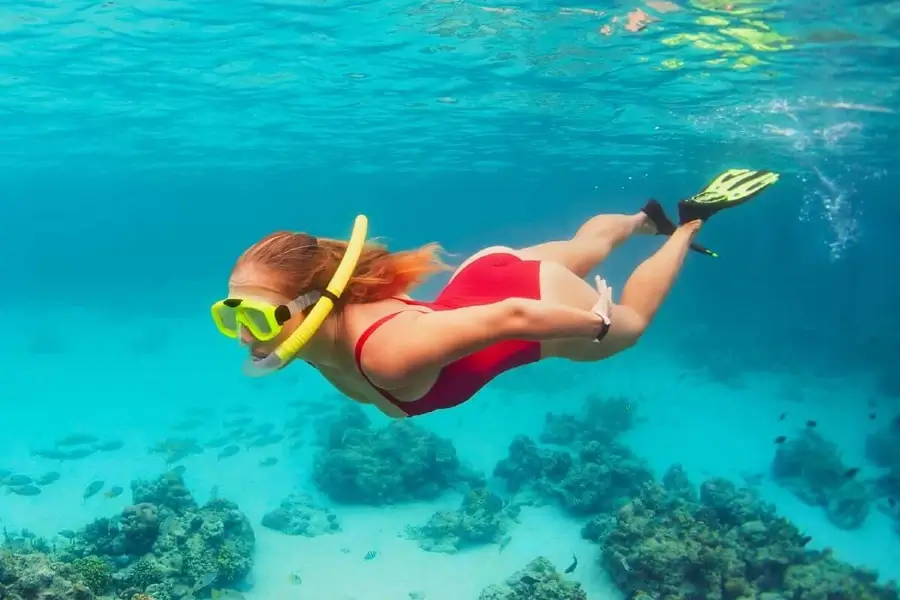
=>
[236,231,450,304]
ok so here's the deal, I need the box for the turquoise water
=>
[2,0,899,599]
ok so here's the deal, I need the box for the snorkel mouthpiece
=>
[242,215,369,377]
[243,353,285,377]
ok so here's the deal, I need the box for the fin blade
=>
[695,169,780,204]
[706,168,750,193]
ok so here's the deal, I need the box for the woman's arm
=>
[363,298,608,388]
[503,298,609,340]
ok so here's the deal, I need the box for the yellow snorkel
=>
[243,215,369,377]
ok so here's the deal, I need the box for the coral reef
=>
[70,556,111,594]
[477,557,586,600]
[493,436,572,497]
[590,466,898,600]
[539,395,636,447]
[313,404,372,449]
[312,405,482,504]
[56,472,255,600]
[493,395,649,517]
[662,463,698,502]
[406,487,519,553]
[493,435,652,516]
[771,428,870,529]
[0,550,95,600]
[120,503,161,555]
[261,493,340,537]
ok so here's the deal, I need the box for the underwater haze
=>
[1,0,899,599]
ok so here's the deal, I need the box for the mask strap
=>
[287,291,322,315]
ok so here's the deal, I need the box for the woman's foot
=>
[639,199,676,235]
[641,200,717,257]
[637,214,658,235]
[681,219,703,235]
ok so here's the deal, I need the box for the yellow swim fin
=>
[679,169,779,223]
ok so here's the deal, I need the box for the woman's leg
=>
[540,221,702,361]
[622,220,700,316]
[517,212,653,277]
[448,204,663,282]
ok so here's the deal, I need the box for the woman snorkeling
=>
[212,169,779,418]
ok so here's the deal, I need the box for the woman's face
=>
[228,263,303,360]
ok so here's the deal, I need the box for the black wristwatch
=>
[595,320,611,342]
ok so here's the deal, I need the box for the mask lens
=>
[214,304,239,336]
[241,307,276,340]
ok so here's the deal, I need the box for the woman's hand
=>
[592,276,612,325]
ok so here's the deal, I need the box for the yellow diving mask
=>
[211,214,369,377]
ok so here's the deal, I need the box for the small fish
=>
[59,529,76,539]
[259,457,278,467]
[564,554,578,574]
[774,436,787,444]
[31,448,70,460]
[36,472,61,486]
[520,575,538,585]
[806,420,817,428]
[95,440,124,452]
[364,550,377,561]
[192,572,218,592]
[6,474,33,486]
[869,413,876,420]
[229,429,251,441]
[800,535,812,546]
[778,412,786,421]
[288,572,302,585]
[248,434,284,448]
[83,480,104,502]
[218,445,240,459]
[9,484,42,496]
[844,468,859,479]
[56,434,99,447]
[104,486,124,499]
[497,535,511,554]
